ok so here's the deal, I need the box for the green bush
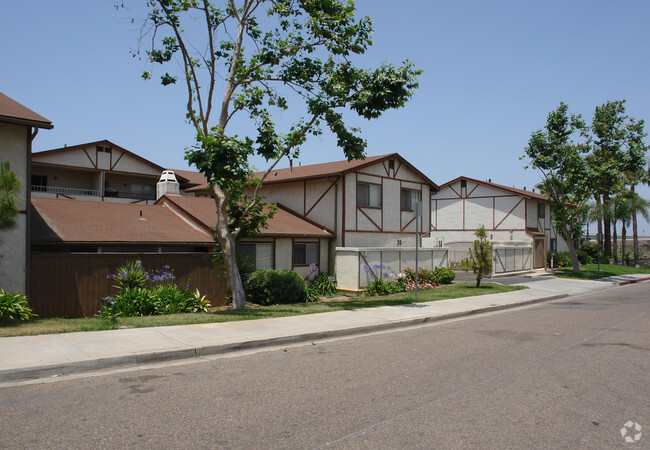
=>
[433,267,455,284]
[364,278,402,296]
[112,286,209,317]
[311,273,338,296]
[246,269,306,305]
[548,251,572,268]
[304,287,319,303]
[575,249,593,265]
[0,290,36,321]
[580,241,598,259]
[109,261,148,290]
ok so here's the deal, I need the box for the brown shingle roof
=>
[31,198,214,244]
[184,153,439,192]
[440,176,550,201]
[158,195,333,238]
[0,93,53,129]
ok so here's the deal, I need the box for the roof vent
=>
[159,170,177,183]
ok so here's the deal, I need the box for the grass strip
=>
[0,282,525,337]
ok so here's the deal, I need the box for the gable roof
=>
[440,176,550,201]
[31,197,214,245]
[32,139,167,174]
[185,153,439,192]
[0,93,53,129]
[157,194,333,238]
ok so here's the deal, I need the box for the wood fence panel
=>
[29,253,228,318]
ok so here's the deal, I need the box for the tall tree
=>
[134,1,421,308]
[524,103,591,273]
[587,100,643,258]
[0,161,22,231]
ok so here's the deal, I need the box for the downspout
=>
[26,127,39,298]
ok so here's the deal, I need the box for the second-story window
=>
[538,202,545,218]
[401,189,421,211]
[357,182,381,208]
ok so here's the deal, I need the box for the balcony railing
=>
[31,185,155,201]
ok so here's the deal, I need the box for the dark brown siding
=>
[29,253,227,318]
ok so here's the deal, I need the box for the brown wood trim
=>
[447,184,461,198]
[303,180,307,215]
[357,207,382,231]
[82,146,97,168]
[493,197,495,229]
[467,182,480,197]
[305,177,337,217]
[495,198,524,230]
[436,194,521,201]
[381,160,390,177]
[393,160,402,179]
[111,150,125,170]
[354,170,426,186]
[401,215,416,232]
[342,175,346,247]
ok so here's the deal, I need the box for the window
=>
[550,239,557,251]
[538,203,545,219]
[293,242,319,266]
[96,145,112,154]
[357,183,382,208]
[237,243,273,270]
[32,175,47,190]
[401,189,421,211]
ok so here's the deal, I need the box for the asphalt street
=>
[0,282,647,448]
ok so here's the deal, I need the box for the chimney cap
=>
[159,170,177,183]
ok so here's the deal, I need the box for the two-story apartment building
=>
[428,176,568,273]
[0,93,52,294]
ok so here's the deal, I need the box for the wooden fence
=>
[29,253,228,318]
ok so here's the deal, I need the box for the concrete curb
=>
[0,293,567,383]
[617,276,650,286]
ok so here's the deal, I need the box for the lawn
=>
[553,263,650,280]
[0,282,526,338]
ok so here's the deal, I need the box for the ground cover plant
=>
[363,264,456,296]
[553,264,650,280]
[0,282,525,337]
[107,261,210,317]
[0,290,35,321]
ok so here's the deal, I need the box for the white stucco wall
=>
[0,123,29,294]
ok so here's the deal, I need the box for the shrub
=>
[311,273,338,296]
[304,287,319,303]
[433,266,455,284]
[0,290,36,321]
[246,269,306,305]
[548,251,572,268]
[575,249,593,265]
[580,241,598,259]
[109,261,148,290]
[112,285,209,317]
[364,278,402,296]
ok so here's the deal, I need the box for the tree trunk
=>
[567,237,580,273]
[632,184,639,266]
[595,195,603,251]
[212,186,247,309]
[475,274,481,288]
[603,194,612,258]
[621,222,627,266]
[612,218,618,264]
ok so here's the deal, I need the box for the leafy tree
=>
[0,161,22,231]
[134,1,421,308]
[612,192,650,266]
[587,100,647,260]
[462,225,493,288]
[523,103,592,273]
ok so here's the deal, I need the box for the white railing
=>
[31,185,101,197]
[31,186,156,200]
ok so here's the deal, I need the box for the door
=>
[533,237,545,269]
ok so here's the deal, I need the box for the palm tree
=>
[0,161,22,230]
[614,192,650,265]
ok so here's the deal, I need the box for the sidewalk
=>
[1,274,648,383]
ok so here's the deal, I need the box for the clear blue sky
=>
[2,1,649,233]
